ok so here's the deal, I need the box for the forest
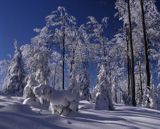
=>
[0,0,160,129]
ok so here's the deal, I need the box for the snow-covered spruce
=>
[95,64,114,110]
[33,84,78,115]
[2,42,25,96]
[79,63,90,101]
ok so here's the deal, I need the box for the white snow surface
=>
[0,95,160,129]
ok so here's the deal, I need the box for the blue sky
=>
[0,0,119,60]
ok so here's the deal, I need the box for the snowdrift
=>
[0,96,160,129]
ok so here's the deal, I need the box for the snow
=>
[23,97,41,108]
[33,84,78,115]
[33,84,76,106]
[0,96,160,129]
[49,89,76,106]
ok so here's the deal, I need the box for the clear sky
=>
[0,0,120,60]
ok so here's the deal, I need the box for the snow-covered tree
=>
[49,52,62,90]
[21,33,51,101]
[115,0,156,106]
[0,59,10,91]
[66,27,80,93]
[95,64,114,110]
[20,7,82,113]
[3,41,25,96]
[46,6,77,90]
[78,16,108,101]
[78,63,90,101]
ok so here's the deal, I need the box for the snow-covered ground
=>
[0,95,160,129]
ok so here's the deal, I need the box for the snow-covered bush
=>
[23,97,41,108]
[23,74,37,99]
[147,85,160,110]
[22,74,43,108]
[95,64,114,110]
[142,86,153,108]
[33,84,79,115]
[33,84,50,103]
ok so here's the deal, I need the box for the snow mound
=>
[33,84,78,115]
[23,97,41,108]
[79,100,94,109]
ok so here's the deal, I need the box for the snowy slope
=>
[0,95,160,129]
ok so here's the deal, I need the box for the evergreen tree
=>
[3,41,25,95]
[79,62,90,101]
[95,64,114,110]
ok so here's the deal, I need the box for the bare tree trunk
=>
[53,64,57,88]
[127,0,136,106]
[139,0,151,89]
[108,61,112,87]
[138,61,143,103]
[61,15,66,90]
[62,29,65,90]
[69,49,76,90]
[126,27,131,96]
[114,78,118,103]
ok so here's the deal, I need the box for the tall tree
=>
[140,0,151,90]
[115,0,137,106]
[22,27,51,99]
[126,26,131,96]
[66,27,80,93]
[138,61,143,103]
[127,0,136,106]
[46,6,76,90]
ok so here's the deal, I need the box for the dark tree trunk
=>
[69,49,76,90]
[114,78,118,103]
[62,28,65,90]
[53,64,57,88]
[127,0,136,106]
[139,0,151,89]
[126,27,131,96]
[138,61,143,103]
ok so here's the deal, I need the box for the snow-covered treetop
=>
[46,6,76,27]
